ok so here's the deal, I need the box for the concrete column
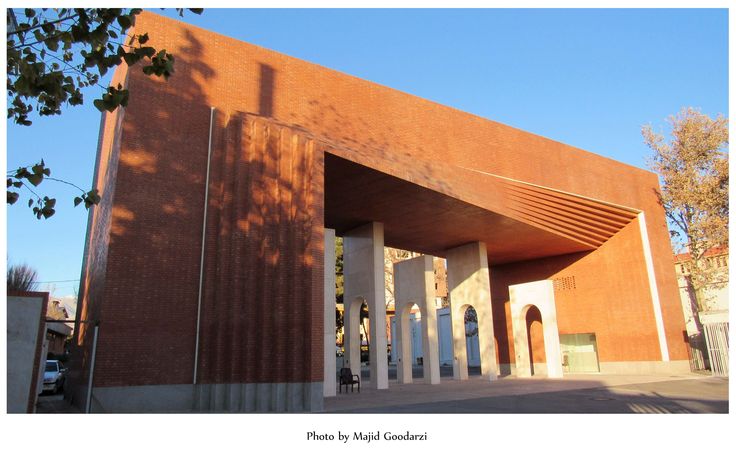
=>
[343,222,389,389]
[446,242,498,381]
[323,229,337,397]
[510,280,562,379]
[394,255,441,384]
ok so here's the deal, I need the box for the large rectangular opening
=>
[560,333,600,373]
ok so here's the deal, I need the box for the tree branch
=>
[7,12,80,37]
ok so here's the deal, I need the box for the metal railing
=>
[703,322,729,377]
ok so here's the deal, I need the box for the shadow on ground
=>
[327,369,728,414]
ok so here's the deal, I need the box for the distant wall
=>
[7,292,49,413]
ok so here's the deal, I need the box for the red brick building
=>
[70,12,689,412]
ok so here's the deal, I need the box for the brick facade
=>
[72,12,687,411]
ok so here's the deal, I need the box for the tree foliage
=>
[335,308,344,340]
[7,263,39,292]
[464,307,478,337]
[335,237,344,303]
[6,8,202,217]
[643,107,729,303]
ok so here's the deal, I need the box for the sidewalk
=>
[34,372,728,413]
[324,372,728,413]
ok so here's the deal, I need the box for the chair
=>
[338,367,360,393]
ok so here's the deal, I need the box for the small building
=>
[674,248,729,375]
[46,300,72,356]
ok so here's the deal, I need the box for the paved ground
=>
[36,369,728,414]
[325,368,728,413]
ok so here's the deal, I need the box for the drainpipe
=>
[193,107,216,384]
[85,321,99,414]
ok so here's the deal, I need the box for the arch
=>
[343,296,367,373]
[393,255,441,385]
[342,221,389,389]
[463,305,481,368]
[446,242,498,382]
[395,301,421,384]
[450,303,488,379]
[523,304,546,375]
[510,281,563,378]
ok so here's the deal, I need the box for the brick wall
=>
[82,11,687,391]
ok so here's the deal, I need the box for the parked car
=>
[43,360,66,394]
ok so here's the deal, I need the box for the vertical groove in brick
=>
[198,115,323,385]
[242,118,258,382]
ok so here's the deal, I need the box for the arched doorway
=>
[359,302,370,365]
[344,296,367,374]
[509,280,563,378]
[392,254,441,385]
[396,302,423,383]
[524,305,546,376]
[342,222,389,389]
[446,241,498,382]
[464,306,481,368]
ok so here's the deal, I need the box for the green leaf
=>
[45,37,59,52]
[74,196,83,207]
[136,46,156,58]
[24,9,36,18]
[27,174,43,186]
[7,191,20,205]
[123,52,142,66]
[28,198,34,208]
[117,15,132,29]
[138,33,149,45]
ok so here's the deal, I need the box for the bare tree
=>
[384,247,419,310]
[7,263,39,292]
[643,107,728,310]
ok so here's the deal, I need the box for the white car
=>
[42,360,66,394]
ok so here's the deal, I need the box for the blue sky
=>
[4,8,729,297]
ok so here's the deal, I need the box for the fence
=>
[703,322,729,377]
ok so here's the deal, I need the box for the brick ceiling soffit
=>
[324,145,504,211]
[255,117,639,251]
[325,146,640,248]
[498,179,640,248]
